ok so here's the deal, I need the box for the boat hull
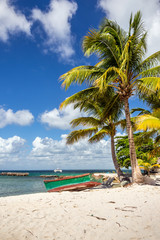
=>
[48,181,101,192]
[54,169,62,173]
[44,173,101,192]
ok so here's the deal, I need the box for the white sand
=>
[1,185,160,240]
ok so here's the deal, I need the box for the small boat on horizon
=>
[44,173,102,192]
[54,168,62,173]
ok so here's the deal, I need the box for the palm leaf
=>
[66,128,98,144]
[99,18,126,53]
[83,29,120,67]
[131,107,151,115]
[137,77,160,94]
[136,114,160,130]
[89,128,110,143]
[134,66,160,82]
[140,51,160,70]
[60,87,98,109]
[60,66,105,90]
[70,117,101,128]
[131,11,145,40]
[95,66,126,91]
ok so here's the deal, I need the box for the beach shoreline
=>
[1,184,160,240]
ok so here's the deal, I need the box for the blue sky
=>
[0,0,159,170]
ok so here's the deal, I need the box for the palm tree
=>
[60,11,160,183]
[60,87,124,177]
[115,131,154,165]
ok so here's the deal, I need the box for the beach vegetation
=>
[132,96,160,157]
[138,156,159,176]
[115,133,158,171]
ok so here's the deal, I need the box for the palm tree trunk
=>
[124,97,143,183]
[110,134,123,178]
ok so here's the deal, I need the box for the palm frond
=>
[137,77,160,94]
[120,37,133,73]
[116,119,126,131]
[100,94,123,122]
[95,66,126,91]
[89,128,110,143]
[134,32,147,58]
[135,66,160,81]
[70,117,101,128]
[131,107,151,115]
[66,128,98,144]
[138,90,160,110]
[131,11,145,40]
[136,114,160,130]
[60,66,105,90]
[127,11,147,72]
[60,87,98,109]
[151,164,160,168]
[99,18,127,53]
[140,51,160,70]
[74,101,100,116]
[82,29,120,67]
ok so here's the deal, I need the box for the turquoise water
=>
[0,170,130,197]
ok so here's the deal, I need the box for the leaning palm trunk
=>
[124,98,143,183]
[110,134,123,178]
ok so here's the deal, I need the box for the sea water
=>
[0,170,130,197]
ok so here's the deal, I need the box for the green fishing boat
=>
[44,173,102,192]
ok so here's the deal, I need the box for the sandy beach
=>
[1,184,160,240]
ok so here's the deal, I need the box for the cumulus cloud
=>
[0,0,31,42]
[0,108,34,128]
[30,134,113,169]
[39,104,83,130]
[32,0,77,59]
[0,136,26,164]
[0,134,125,169]
[98,0,160,56]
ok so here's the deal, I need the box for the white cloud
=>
[0,0,31,42]
[39,104,83,130]
[30,134,113,169]
[98,0,160,56]
[0,108,34,128]
[0,136,26,163]
[115,132,126,138]
[32,0,77,59]
[0,133,125,169]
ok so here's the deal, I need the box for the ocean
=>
[0,170,130,197]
